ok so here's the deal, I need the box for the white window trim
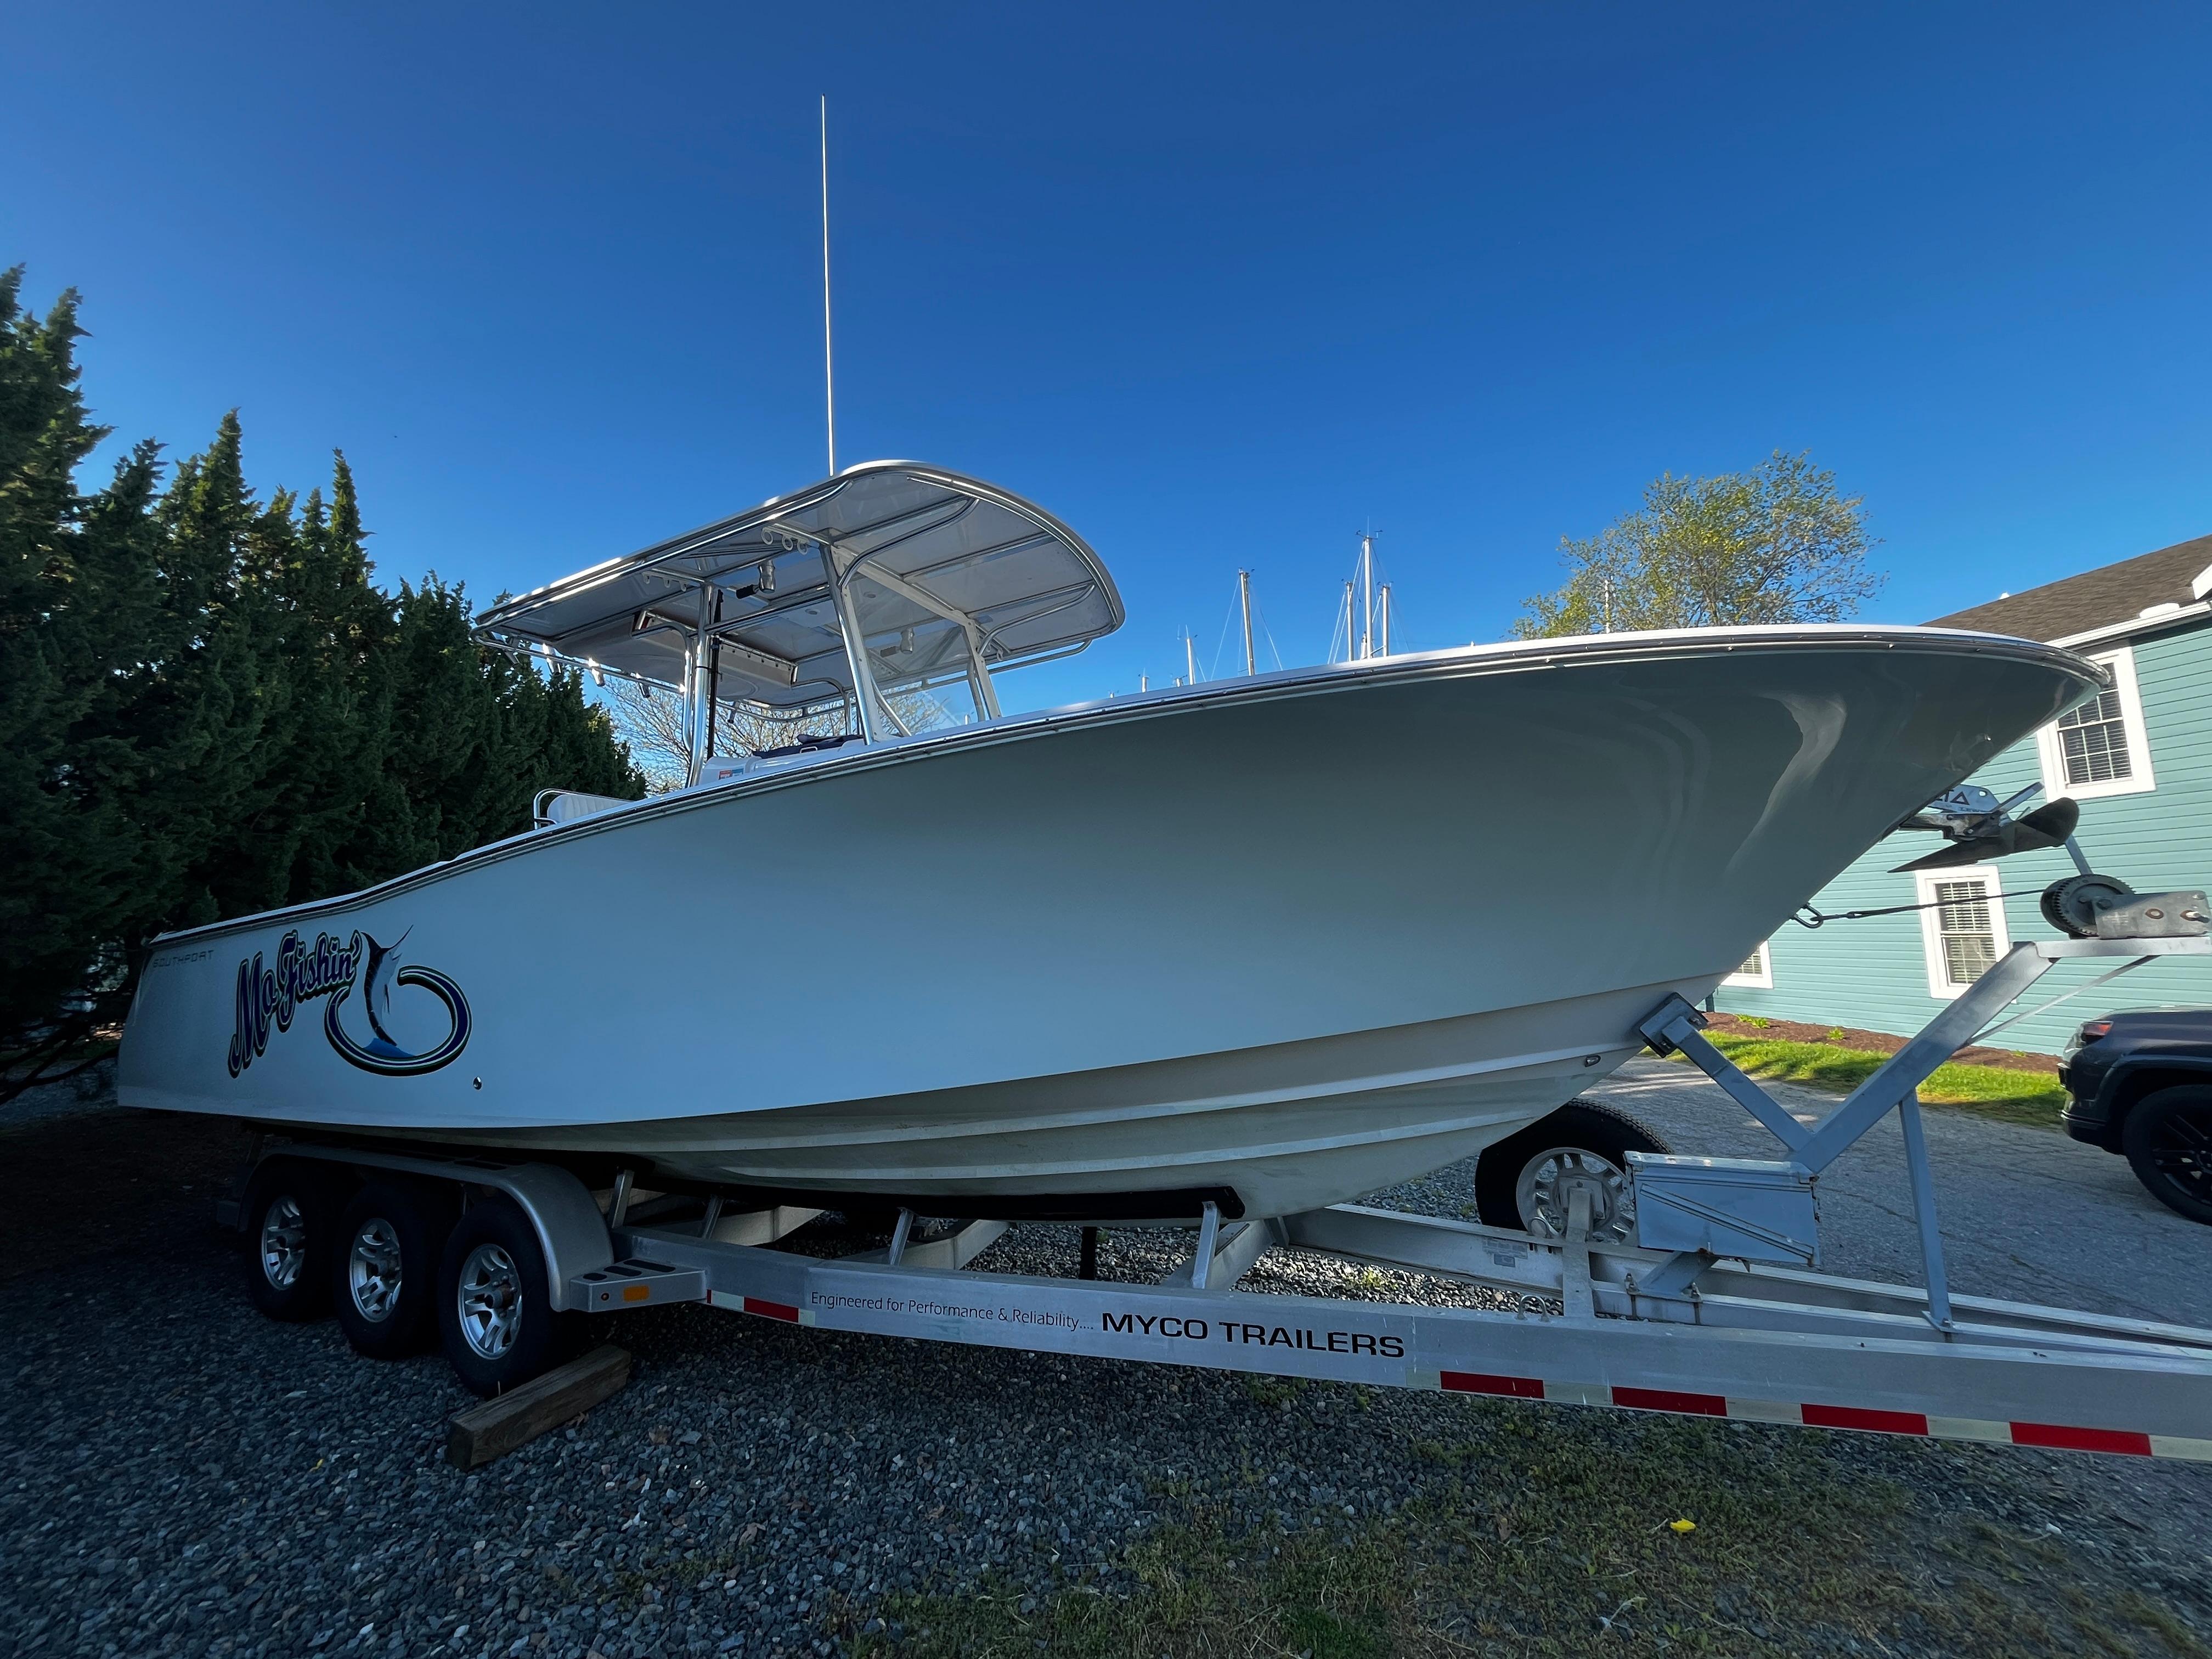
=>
[1913,865,2011,1001]
[2035,645,2155,802]
[1723,941,1773,989]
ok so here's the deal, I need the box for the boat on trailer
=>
[121,461,2104,1222]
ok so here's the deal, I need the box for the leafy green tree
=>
[0,268,644,1100]
[1513,451,1882,638]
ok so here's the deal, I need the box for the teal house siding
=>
[1716,576,2212,1054]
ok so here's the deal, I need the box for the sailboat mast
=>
[820,95,836,476]
[1358,533,1374,660]
[1378,583,1391,656]
[1184,630,1198,686]
[1238,570,1255,675]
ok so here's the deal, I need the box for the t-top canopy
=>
[472,461,1124,713]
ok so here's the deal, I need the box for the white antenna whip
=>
[820,94,836,476]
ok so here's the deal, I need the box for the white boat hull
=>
[119,628,2098,1220]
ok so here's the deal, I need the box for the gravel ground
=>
[4,1076,2211,1658]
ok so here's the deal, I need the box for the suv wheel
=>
[2122,1085,2212,1225]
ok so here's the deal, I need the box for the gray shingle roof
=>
[1927,532,2212,642]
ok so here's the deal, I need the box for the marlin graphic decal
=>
[228,927,470,1079]
[323,928,471,1076]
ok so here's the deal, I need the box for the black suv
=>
[2060,1009,2212,1223]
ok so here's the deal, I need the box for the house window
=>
[1914,866,2010,999]
[1932,883,1998,984]
[2036,646,2154,801]
[2055,686,2131,783]
[1723,943,1773,989]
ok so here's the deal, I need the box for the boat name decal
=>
[227,928,471,1079]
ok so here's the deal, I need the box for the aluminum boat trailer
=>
[229,933,2212,1462]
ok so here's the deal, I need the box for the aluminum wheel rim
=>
[259,1195,308,1290]
[1516,1147,1635,1243]
[456,1243,523,1360]
[347,1217,404,1322]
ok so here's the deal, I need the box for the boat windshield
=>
[472,462,1122,776]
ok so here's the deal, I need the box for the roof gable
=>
[1927,533,2212,642]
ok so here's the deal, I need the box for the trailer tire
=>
[437,1194,584,1397]
[333,1180,453,1359]
[1475,1098,1669,1242]
[243,1159,341,1322]
[2121,1085,2212,1225]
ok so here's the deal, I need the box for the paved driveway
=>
[1588,1057,2212,1330]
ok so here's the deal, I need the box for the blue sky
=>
[6,4,2209,709]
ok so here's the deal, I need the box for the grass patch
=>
[1698,1031,2067,1127]
[837,1405,2204,1657]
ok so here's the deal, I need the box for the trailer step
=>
[568,1257,707,1310]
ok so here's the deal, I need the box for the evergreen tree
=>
[0,269,128,1048]
[0,270,645,1099]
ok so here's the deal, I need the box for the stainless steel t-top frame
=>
[469,462,1123,782]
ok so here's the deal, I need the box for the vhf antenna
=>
[821,95,836,476]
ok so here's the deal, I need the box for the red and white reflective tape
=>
[1435,1369,2212,1461]
[708,1290,810,1324]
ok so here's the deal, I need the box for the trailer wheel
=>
[2121,1086,2212,1225]
[332,1180,453,1359]
[1475,1099,1669,1242]
[437,1194,584,1397]
[243,1160,339,1322]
